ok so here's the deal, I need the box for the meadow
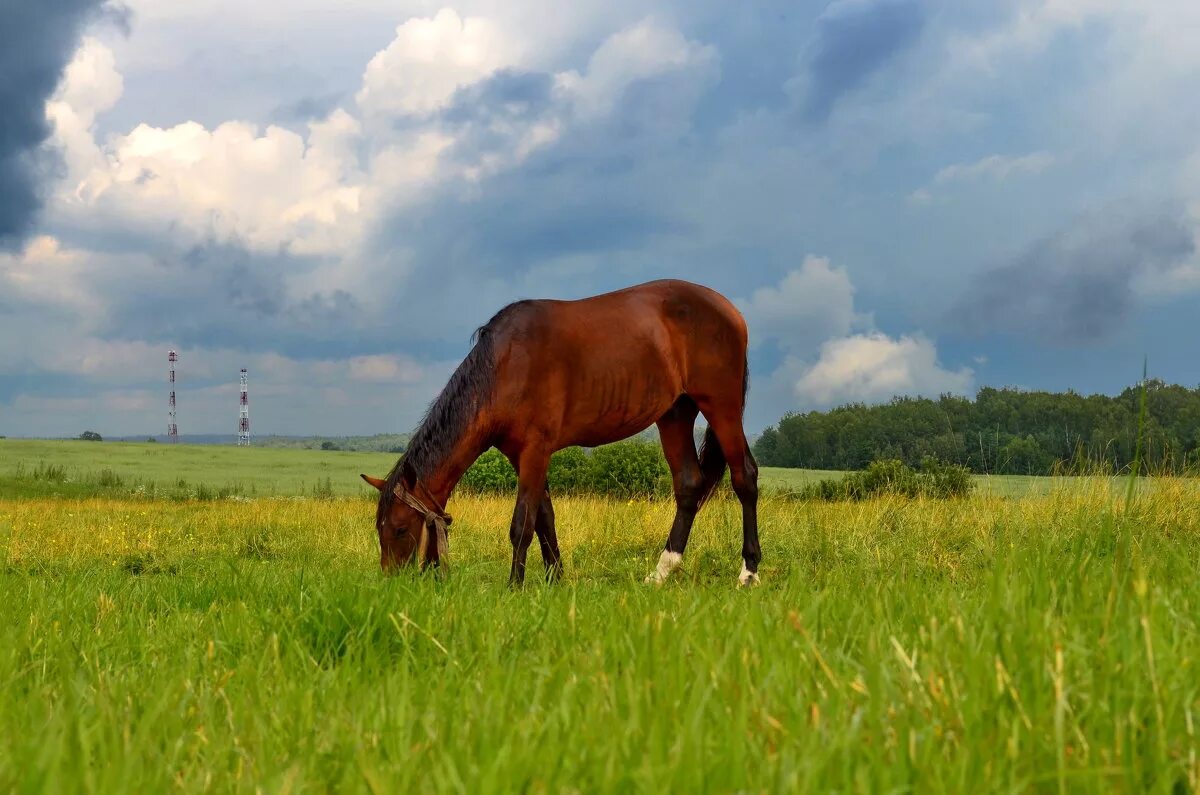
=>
[0,439,1050,499]
[2,440,1199,791]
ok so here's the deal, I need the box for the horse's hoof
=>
[737,565,760,588]
[645,550,681,585]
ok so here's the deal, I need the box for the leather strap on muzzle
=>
[393,485,451,568]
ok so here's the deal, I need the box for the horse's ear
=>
[400,458,417,489]
[360,474,387,491]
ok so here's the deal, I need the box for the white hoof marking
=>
[645,550,682,584]
[738,563,760,587]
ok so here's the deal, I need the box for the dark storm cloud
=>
[438,70,560,164]
[268,92,346,125]
[442,70,556,126]
[364,57,726,336]
[84,239,365,358]
[799,0,925,122]
[950,207,1196,343]
[0,0,126,248]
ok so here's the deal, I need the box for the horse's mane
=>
[376,300,534,525]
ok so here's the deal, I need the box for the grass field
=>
[2,439,1058,499]
[2,440,1199,791]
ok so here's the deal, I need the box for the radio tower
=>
[167,350,178,443]
[238,368,250,446]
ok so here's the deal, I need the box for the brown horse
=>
[360,279,760,586]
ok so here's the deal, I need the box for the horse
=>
[360,279,760,586]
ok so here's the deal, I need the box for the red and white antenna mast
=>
[168,350,178,443]
[238,368,250,446]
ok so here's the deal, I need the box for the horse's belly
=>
[562,396,670,448]
[568,417,658,448]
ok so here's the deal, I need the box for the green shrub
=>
[459,449,518,493]
[917,456,975,498]
[844,459,919,499]
[458,441,670,498]
[547,447,591,493]
[799,458,974,501]
[588,441,670,498]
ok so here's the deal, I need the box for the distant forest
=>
[753,381,1200,475]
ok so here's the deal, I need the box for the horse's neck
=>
[423,422,490,505]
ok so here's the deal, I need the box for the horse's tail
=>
[696,426,727,507]
[696,359,747,506]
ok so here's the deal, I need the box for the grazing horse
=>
[360,279,760,586]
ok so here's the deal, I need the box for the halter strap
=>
[392,482,451,568]
[392,482,449,523]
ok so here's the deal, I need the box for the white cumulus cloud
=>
[736,256,866,351]
[794,333,974,406]
[740,259,971,418]
[558,17,718,119]
[357,8,522,119]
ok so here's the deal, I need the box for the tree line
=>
[753,381,1200,475]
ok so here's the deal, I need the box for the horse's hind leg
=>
[646,397,702,584]
[535,488,563,583]
[698,404,760,586]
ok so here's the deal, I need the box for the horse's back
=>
[560,279,746,347]
[562,280,747,405]
[487,280,748,448]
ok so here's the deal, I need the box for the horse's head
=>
[361,462,452,572]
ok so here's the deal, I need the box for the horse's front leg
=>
[508,450,550,587]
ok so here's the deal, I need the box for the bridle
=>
[391,481,452,568]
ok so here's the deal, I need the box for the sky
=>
[1,0,1198,438]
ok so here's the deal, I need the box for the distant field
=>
[761,466,1072,499]
[0,439,396,498]
[2,439,1082,499]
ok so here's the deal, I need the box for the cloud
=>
[2,9,732,437]
[355,15,721,325]
[47,46,369,258]
[796,0,925,122]
[0,0,122,248]
[39,15,719,336]
[736,256,865,352]
[951,206,1197,342]
[9,1,1200,439]
[933,151,1055,184]
[347,354,424,383]
[356,8,523,119]
[908,151,1056,203]
[1,347,453,438]
[737,260,969,421]
[557,17,718,120]
[0,235,99,319]
[793,333,974,406]
[951,0,1134,70]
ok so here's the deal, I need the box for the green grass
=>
[2,439,1073,500]
[2,439,1200,790]
[0,439,397,499]
[761,466,1159,499]
[3,484,1199,791]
